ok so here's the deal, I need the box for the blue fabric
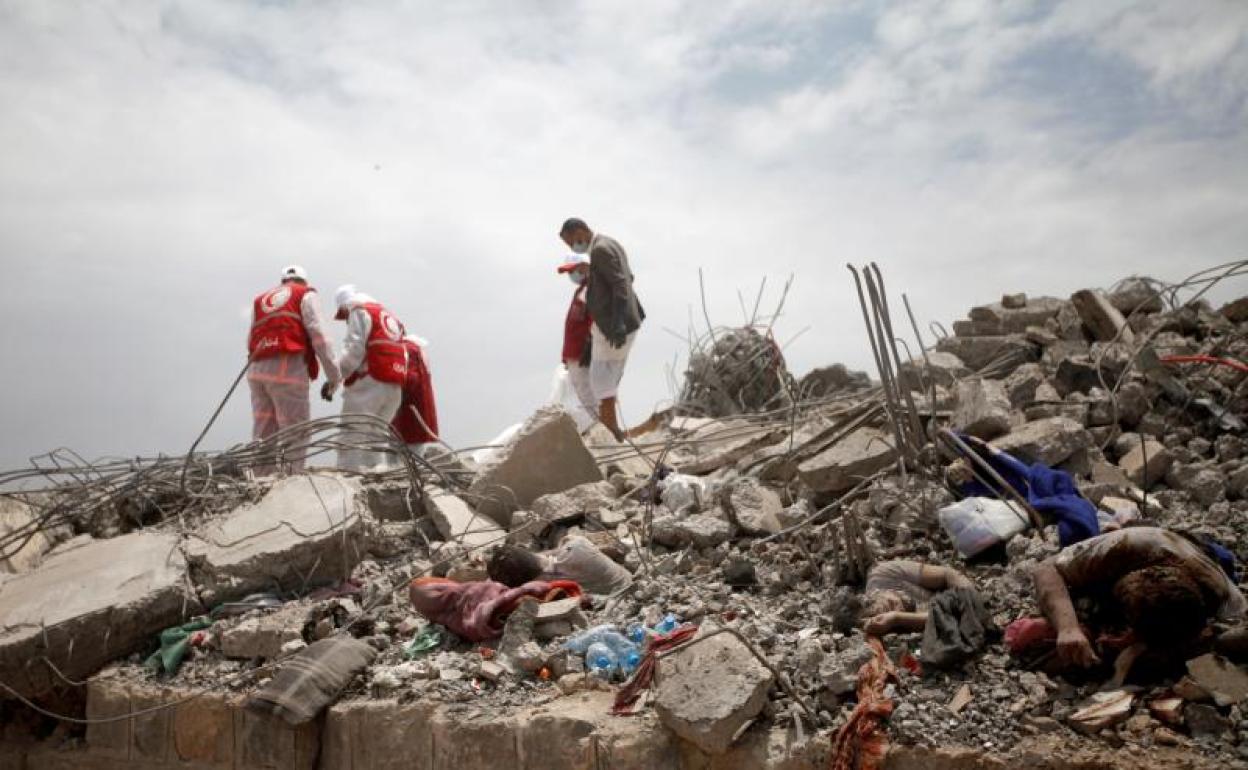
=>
[1204,539,1239,582]
[956,434,1100,547]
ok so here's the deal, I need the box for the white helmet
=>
[281,264,308,282]
[333,284,357,312]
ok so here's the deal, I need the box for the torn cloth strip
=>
[830,635,896,770]
[408,577,583,642]
[611,624,699,715]
[955,433,1099,547]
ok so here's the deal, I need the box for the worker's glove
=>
[321,381,338,402]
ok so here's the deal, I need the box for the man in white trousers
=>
[329,285,408,471]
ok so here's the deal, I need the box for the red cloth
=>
[561,286,592,363]
[249,283,318,378]
[407,577,582,642]
[346,302,407,385]
[1005,617,1058,655]
[830,636,895,770]
[612,624,699,715]
[392,340,439,443]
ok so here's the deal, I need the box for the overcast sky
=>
[1,0,1246,468]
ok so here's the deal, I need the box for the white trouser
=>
[337,377,403,472]
[589,323,637,400]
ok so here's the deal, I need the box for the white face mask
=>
[569,271,587,286]
[570,240,589,255]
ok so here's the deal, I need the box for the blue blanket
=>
[956,434,1100,547]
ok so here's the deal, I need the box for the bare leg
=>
[599,396,623,442]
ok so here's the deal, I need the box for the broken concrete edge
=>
[0,473,368,700]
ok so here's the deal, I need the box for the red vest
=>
[346,302,407,385]
[562,285,591,363]
[248,283,319,379]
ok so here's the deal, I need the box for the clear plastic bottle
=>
[585,642,618,679]
[626,623,648,645]
[620,647,643,677]
[564,624,622,654]
[654,613,680,634]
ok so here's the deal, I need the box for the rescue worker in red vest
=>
[557,253,597,427]
[391,334,440,458]
[246,265,341,474]
[329,285,408,471]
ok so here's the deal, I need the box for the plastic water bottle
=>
[585,642,618,679]
[626,623,648,645]
[620,647,643,677]
[655,613,680,634]
[564,624,621,654]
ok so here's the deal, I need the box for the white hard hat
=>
[281,264,308,282]
[333,284,357,311]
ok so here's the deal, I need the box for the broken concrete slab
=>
[898,350,969,391]
[220,603,308,660]
[425,488,504,549]
[935,334,1038,372]
[961,296,1066,336]
[184,475,365,602]
[991,416,1090,467]
[797,427,897,493]
[1110,278,1163,315]
[719,478,783,536]
[0,531,194,698]
[669,421,785,476]
[531,481,618,526]
[953,378,1021,440]
[1117,438,1172,489]
[651,515,732,550]
[654,633,774,754]
[469,407,603,526]
[1003,363,1048,408]
[1071,289,1135,344]
[1068,690,1133,735]
[1186,654,1248,707]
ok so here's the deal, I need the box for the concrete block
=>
[1070,289,1134,343]
[173,693,235,765]
[935,334,1037,372]
[219,604,307,660]
[652,514,732,549]
[236,703,319,770]
[321,699,435,770]
[797,427,897,493]
[424,488,503,549]
[720,478,784,536]
[85,678,131,761]
[991,417,1090,467]
[430,709,520,768]
[953,379,1021,440]
[0,532,192,698]
[531,481,618,526]
[898,351,969,391]
[469,407,604,527]
[671,422,785,476]
[1117,438,1172,489]
[655,633,774,755]
[184,475,364,601]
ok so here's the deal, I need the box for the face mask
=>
[568,271,586,286]
[570,241,589,255]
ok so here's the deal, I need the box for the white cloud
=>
[0,0,1245,466]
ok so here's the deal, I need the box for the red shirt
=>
[562,285,592,363]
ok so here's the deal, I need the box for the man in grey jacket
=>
[559,217,645,440]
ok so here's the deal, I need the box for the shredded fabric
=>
[247,637,377,725]
[408,577,582,642]
[830,635,896,770]
[612,624,699,715]
[143,617,212,676]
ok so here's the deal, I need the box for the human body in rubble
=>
[245,265,341,474]
[391,334,440,459]
[556,252,597,428]
[1031,526,1247,680]
[328,285,408,471]
[557,217,645,441]
[860,559,976,636]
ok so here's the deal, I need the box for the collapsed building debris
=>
[2,263,1248,769]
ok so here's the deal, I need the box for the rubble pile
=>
[2,273,1248,769]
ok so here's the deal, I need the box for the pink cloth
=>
[408,578,581,642]
[1005,617,1057,654]
[248,375,311,474]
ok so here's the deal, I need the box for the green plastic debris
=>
[144,617,212,676]
[403,624,446,659]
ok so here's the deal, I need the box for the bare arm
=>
[1032,561,1100,667]
[917,564,974,592]
[864,611,928,636]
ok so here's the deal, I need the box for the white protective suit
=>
[335,293,405,472]
[247,288,341,475]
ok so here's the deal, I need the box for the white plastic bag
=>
[548,366,594,431]
[938,497,1030,558]
[551,535,633,595]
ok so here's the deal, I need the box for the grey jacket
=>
[586,233,645,344]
